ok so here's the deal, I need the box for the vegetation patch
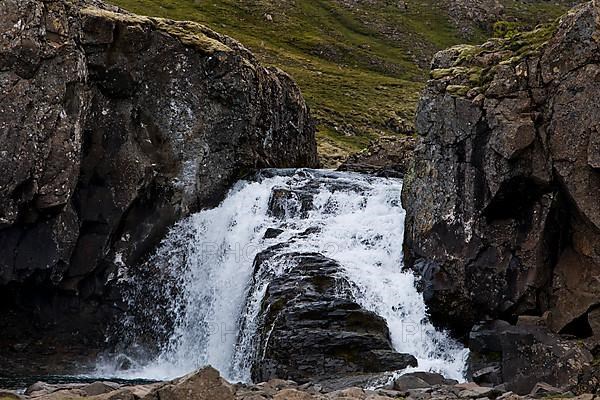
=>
[106,0,574,164]
[152,19,231,54]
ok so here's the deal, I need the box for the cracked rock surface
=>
[0,0,317,372]
[403,1,600,338]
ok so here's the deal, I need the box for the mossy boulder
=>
[428,18,560,98]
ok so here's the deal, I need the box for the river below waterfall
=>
[95,169,468,383]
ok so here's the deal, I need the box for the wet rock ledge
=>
[0,0,317,374]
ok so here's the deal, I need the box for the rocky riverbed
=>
[1,367,598,400]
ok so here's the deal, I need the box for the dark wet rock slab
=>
[250,251,417,383]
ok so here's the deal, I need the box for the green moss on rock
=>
[152,18,231,54]
[493,20,523,38]
[431,18,560,98]
[446,84,470,96]
[81,7,230,54]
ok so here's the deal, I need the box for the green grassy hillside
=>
[108,0,577,166]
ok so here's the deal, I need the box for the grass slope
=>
[107,0,576,166]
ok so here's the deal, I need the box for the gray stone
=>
[249,251,417,383]
[455,383,498,399]
[82,381,121,396]
[393,376,431,391]
[529,382,563,398]
[153,367,235,400]
[402,372,459,386]
[468,320,594,394]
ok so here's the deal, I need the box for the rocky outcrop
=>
[0,0,317,371]
[338,136,417,178]
[403,1,600,338]
[250,250,417,383]
[446,0,505,37]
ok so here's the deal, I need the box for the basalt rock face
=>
[403,1,600,337]
[250,250,417,383]
[0,0,317,371]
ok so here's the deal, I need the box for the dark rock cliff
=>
[0,0,317,371]
[403,0,600,341]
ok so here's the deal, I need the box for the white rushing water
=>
[97,169,468,382]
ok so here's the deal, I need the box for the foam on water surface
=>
[96,169,468,382]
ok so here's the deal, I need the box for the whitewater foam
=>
[96,169,468,382]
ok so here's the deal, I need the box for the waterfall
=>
[96,169,468,382]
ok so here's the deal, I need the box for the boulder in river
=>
[250,251,417,383]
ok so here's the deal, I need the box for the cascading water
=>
[97,169,468,382]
